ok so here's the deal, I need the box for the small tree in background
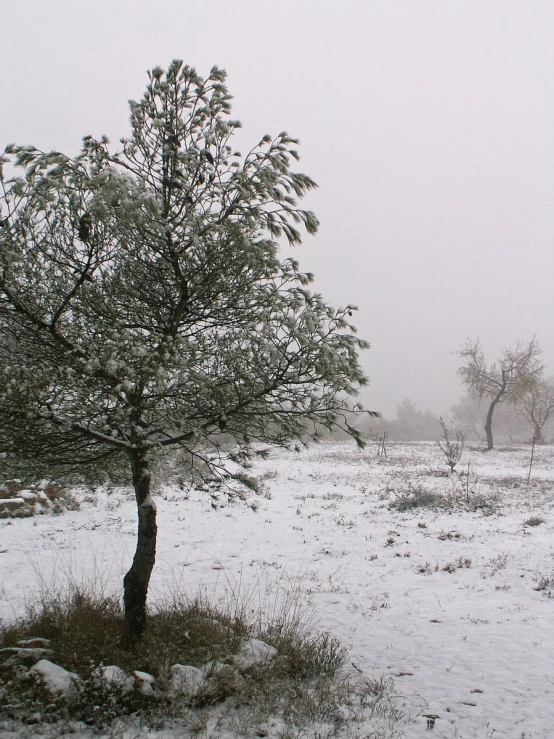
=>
[436,416,465,472]
[0,61,376,644]
[388,398,441,441]
[457,338,543,450]
[517,378,554,444]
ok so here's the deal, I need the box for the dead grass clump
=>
[462,491,498,514]
[389,486,446,512]
[1,590,123,676]
[146,598,246,672]
[524,516,545,527]
[442,557,472,573]
[484,553,509,574]
[264,629,347,681]
[533,574,554,597]
[1,590,247,678]
[0,575,354,733]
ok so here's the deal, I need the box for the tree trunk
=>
[485,397,501,450]
[123,448,157,647]
[533,423,542,444]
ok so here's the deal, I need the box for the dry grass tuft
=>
[389,486,446,512]
[2,589,248,678]
[524,516,545,527]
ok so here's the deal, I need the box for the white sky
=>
[1,0,552,418]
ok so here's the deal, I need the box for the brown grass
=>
[2,589,247,678]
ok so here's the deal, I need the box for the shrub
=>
[524,516,545,527]
[436,416,465,472]
[389,486,446,512]
[442,557,472,573]
[533,574,554,597]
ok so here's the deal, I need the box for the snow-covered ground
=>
[1,441,553,738]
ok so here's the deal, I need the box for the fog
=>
[1,0,552,418]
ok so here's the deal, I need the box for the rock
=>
[233,638,278,672]
[102,665,128,687]
[133,670,156,697]
[25,712,43,725]
[16,638,52,649]
[0,480,22,496]
[30,659,79,697]
[37,491,50,505]
[0,647,55,666]
[13,506,34,518]
[20,490,38,503]
[169,664,205,697]
[44,484,62,500]
[0,498,25,512]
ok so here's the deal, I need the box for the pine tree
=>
[0,61,375,643]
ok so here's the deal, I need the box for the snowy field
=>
[1,440,553,738]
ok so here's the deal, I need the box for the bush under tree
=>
[0,61,375,644]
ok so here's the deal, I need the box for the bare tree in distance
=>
[518,378,554,444]
[457,338,543,450]
[0,61,376,645]
[436,416,465,472]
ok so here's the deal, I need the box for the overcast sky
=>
[1,0,552,418]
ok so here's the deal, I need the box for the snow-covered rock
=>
[0,498,25,511]
[16,638,51,649]
[0,480,22,497]
[30,659,79,697]
[169,664,205,697]
[101,664,128,687]
[133,670,156,696]
[233,638,278,672]
[44,484,62,500]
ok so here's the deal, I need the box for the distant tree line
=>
[348,339,553,447]
[350,388,553,446]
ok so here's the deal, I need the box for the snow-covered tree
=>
[0,62,375,643]
[517,378,554,443]
[457,338,543,450]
